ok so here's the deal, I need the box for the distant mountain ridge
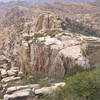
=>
[0,0,96,8]
[0,0,96,4]
[0,0,99,32]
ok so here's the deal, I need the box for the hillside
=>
[0,1,100,33]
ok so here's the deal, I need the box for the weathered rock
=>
[3,82,65,100]
[35,82,65,96]
[1,76,21,83]
[0,69,8,78]
[35,87,53,96]
[7,70,17,77]
[4,89,34,100]
[6,84,40,94]
[18,33,93,77]
[18,71,24,78]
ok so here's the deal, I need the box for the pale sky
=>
[0,0,95,3]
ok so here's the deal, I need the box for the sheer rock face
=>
[17,32,100,77]
[17,33,97,77]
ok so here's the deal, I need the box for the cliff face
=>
[17,32,100,77]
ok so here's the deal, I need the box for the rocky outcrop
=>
[35,13,62,32]
[14,13,100,78]
[17,32,100,78]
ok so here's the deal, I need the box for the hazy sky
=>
[0,0,95,3]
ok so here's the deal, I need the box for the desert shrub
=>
[34,33,44,38]
[45,29,61,37]
[0,91,3,99]
[0,60,8,65]
[24,36,33,41]
[61,17,99,37]
[61,21,68,30]
[61,68,100,100]
[0,86,6,99]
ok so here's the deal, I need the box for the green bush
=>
[24,36,33,41]
[61,68,100,100]
[45,29,61,37]
[34,33,44,38]
[61,17,99,37]
[0,91,3,99]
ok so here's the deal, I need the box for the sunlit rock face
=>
[17,31,100,77]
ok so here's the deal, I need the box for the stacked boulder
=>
[3,83,65,100]
[0,56,23,100]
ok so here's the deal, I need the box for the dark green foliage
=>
[45,29,61,37]
[42,67,100,100]
[24,33,44,41]
[0,59,8,65]
[61,21,68,30]
[61,17,99,37]
[34,29,61,38]
[34,33,44,38]
[61,68,100,100]
[24,36,34,41]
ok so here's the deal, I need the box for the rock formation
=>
[35,13,62,32]
[3,82,65,100]
[18,31,100,77]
